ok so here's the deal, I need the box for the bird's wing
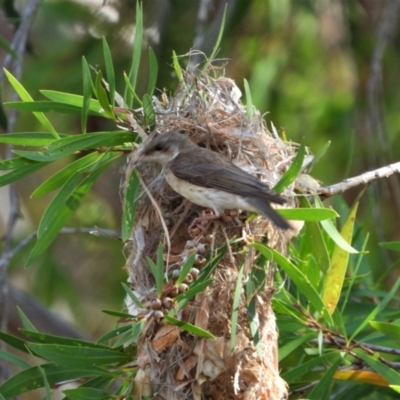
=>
[170,148,286,205]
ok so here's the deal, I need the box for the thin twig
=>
[317,161,400,197]
[311,337,400,359]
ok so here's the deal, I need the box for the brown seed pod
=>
[153,310,164,320]
[149,298,162,310]
[183,274,193,284]
[190,267,200,279]
[194,254,206,266]
[169,286,179,297]
[178,283,188,293]
[162,297,173,308]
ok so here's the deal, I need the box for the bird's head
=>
[132,131,195,167]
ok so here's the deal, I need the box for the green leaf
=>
[172,51,183,83]
[355,350,400,385]
[17,307,38,332]
[124,1,143,107]
[201,5,227,73]
[0,349,30,369]
[5,101,101,115]
[231,264,244,353]
[369,321,400,341]
[0,132,64,146]
[63,387,111,400]
[174,279,214,313]
[308,356,343,399]
[0,363,110,398]
[350,277,400,340]
[0,161,50,187]
[380,242,400,252]
[94,70,114,120]
[19,330,108,349]
[308,140,331,171]
[252,243,333,325]
[299,195,330,273]
[278,207,337,221]
[4,69,59,139]
[282,352,339,383]
[102,36,115,107]
[164,316,215,338]
[81,56,92,134]
[121,170,140,241]
[31,152,101,197]
[176,253,196,287]
[147,47,158,96]
[243,79,253,119]
[0,157,41,171]
[279,333,315,362]
[322,192,361,315]
[274,139,306,193]
[40,90,103,114]
[123,72,142,106]
[101,309,138,319]
[115,320,145,348]
[28,153,121,263]
[27,343,130,368]
[147,250,164,298]
[121,282,145,309]
[97,324,133,343]
[315,196,359,254]
[13,131,134,162]
[198,246,226,281]
[0,331,29,353]
[143,93,155,130]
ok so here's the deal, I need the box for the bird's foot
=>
[188,210,220,236]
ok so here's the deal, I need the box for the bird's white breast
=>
[165,169,256,216]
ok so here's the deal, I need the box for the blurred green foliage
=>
[1,1,400,398]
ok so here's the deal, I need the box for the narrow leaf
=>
[81,56,92,133]
[252,243,333,325]
[274,140,306,193]
[0,132,61,146]
[121,283,145,309]
[172,51,183,83]
[31,152,100,197]
[102,36,115,107]
[125,1,143,107]
[27,343,130,368]
[40,90,102,113]
[147,47,158,96]
[322,191,361,314]
[0,161,50,187]
[0,364,110,398]
[94,70,114,119]
[4,69,59,138]
[308,356,343,399]
[147,256,163,298]
[164,316,215,338]
[176,253,196,286]
[243,79,253,120]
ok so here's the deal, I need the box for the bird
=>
[132,131,291,231]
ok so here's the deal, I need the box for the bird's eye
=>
[154,144,163,151]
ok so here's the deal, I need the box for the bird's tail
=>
[247,198,291,230]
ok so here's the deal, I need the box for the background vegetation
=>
[1,0,400,399]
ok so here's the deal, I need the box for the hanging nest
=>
[123,66,302,400]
